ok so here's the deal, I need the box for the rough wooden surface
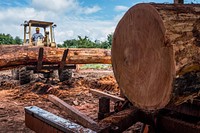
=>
[152,4,200,72]
[98,108,139,133]
[112,3,200,111]
[112,3,175,110]
[48,95,99,131]
[89,89,125,102]
[0,45,111,70]
[151,4,200,106]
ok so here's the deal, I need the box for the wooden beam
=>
[98,97,110,120]
[48,95,99,131]
[25,106,95,133]
[157,115,200,133]
[98,108,139,133]
[166,100,200,118]
[89,89,125,102]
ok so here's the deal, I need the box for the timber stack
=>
[0,45,111,71]
[112,3,200,111]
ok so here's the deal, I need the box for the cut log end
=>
[112,3,175,111]
[112,3,200,111]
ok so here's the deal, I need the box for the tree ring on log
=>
[112,4,175,110]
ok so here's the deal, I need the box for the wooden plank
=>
[37,48,44,71]
[25,106,95,133]
[48,95,99,131]
[98,108,139,133]
[89,89,125,102]
[98,97,110,120]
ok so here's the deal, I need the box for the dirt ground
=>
[0,69,128,133]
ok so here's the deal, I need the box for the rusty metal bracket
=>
[36,47,44,71]
[58,49,69,74]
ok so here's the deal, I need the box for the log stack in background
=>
[111,3,200,111]
[0,45,111,71]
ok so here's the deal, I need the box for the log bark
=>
[0,45,111,70]
[112,3,200,111]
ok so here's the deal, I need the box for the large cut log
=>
[0,45,111,70]
[112,3,200,111]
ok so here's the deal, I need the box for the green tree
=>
[59,33,113,49]
[14,36,22,44]
[77,36,96,48]
[107,33,113,46]
[99,33,113,49]
[62,39,78,48]
[0,33,22,45]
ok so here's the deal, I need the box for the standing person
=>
[32,27,44,45]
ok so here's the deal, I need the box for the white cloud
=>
[32,0,101,14]
[54,17,115,43]
[0,8,117,44]
[32,0,78,12]
[114,5,129,12]
[81,5,101,14]
[0,0,128,43]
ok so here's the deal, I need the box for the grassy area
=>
[80,64,112,70]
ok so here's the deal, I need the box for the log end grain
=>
[112,4,175,110]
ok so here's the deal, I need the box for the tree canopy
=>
[0,33,113,49]
[58,34,113,49]
[0,33,22,45]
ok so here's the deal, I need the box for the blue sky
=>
[0,0,199,43]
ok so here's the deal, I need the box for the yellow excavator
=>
[12,20,74,85]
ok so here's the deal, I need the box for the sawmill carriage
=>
[24,3,200,133]
[0,1,199,132]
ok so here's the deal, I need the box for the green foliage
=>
[14,36,22,44]
[0,32,112,48]
[80,64,112,70]
[0,33,22,45]
[58,33,113,49]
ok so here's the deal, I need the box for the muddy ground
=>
[0,69,140,133]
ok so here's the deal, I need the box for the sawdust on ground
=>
[0,70,122,133]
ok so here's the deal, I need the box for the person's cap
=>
[36,27,40,31]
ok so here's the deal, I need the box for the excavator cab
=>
[22,20,57,47]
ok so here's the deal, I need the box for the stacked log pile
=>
[0,45,111,71]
